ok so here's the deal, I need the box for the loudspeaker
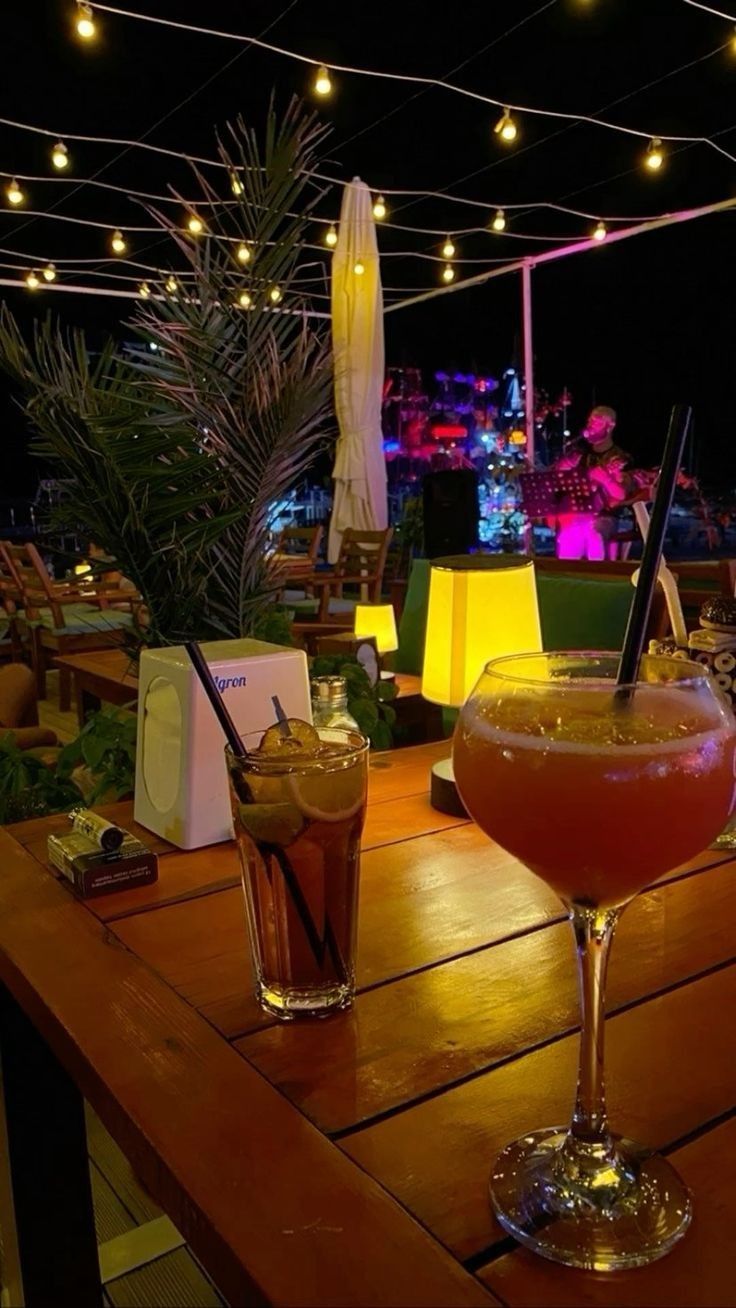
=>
[422,469,479,558]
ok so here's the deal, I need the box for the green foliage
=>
[56,707,137,804]
[0,98,334,648]
[250,604,296,648]
[309,654,397,750]
[0,732,82,825]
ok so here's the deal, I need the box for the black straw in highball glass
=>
[184,641,246,757]
[616,403,692,690]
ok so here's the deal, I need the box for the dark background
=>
[2,0,736,493]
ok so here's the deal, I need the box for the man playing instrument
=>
[553,405,634,560]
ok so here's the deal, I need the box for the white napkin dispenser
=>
[134,638,311,849]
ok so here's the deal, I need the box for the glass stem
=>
[569,903,622,1146]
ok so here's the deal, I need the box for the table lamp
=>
[354,603,399,678]
[422,555,542,815]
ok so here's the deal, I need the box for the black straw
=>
[185,641,246,757]
[616,403,692,691]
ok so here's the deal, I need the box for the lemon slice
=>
[260,719,320,754]
[287,770,364,823]
[237,802,305,846]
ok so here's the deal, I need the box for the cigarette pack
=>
[47,830,158,899]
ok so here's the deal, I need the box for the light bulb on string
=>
[25,271,41,290]
[187,212,204,235]
[6,179,25,206]
[165,275,178,295]
[592,220,607,242]
[269,286,283,304]
[236,242,252,264]
[324,224,338,248]
[441,237,456,259]
[314,65,332,96]
[75,2,96,39]
[491,208,506,233]
[110,229,127,255]
[645,137,664,171]
[237,290,252,309]
[51,141,69,170]
[43,263,57,282]
[494,108,518,143]
[732,23,736,52]
[442,264,455,283]
[354,259,365,275]
[139,282,151,299]
[230,171,244,196]
[373,195,387,220]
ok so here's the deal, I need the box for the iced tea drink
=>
[227,721,368,1018]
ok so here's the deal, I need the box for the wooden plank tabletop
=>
[0,739,735,1307]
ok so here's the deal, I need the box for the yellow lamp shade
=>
[422,556,541,708]
[354,603,398,655]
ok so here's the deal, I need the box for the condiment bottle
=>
[310,676,360,731]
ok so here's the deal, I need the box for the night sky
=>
[2,0,736,493]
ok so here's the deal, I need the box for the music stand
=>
[519,468,595,518]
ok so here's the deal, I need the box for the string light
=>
[43,263,57,282]
[645,137,665,171]
[51,141,69,170]
[373,194,387,220]
[110,229,127,254]
[237,289,252,309]
[186,212,204,235]
[592,220,608,241]
[354,259,365,275]
[269,286,283,303]
[314,65,332,96]
[230,171,244,196]
[75,2,96,40]
[494,108,518,143]
[325,224,338,247]
[25,271,41,290]
[236,241,251,263]
[165,274,178,294]
[491,208,507,232]
[139,281,151,298]
[733,23,736,53]
[442,264,455,283]
[441,237,456,259]
[6,179,24,206]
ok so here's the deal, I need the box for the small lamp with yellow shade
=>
[354,603,398,678]
[422,556,541,814]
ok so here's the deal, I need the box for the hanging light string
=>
[84,2,736,163]
[682,0,736,18]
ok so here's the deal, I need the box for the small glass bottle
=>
[311,675,360,730]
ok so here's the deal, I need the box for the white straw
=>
[632,501,689,649]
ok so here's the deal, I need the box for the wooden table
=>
[0,741,735,1306]
[55,647,422,725]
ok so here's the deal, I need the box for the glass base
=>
[490,1127,692,1272]
[257,980,353,1020]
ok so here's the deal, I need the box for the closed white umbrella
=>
[328,177,388,562]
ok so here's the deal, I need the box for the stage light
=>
[494,108,518,143]
[645,137,664,171]
[51,141,69,170]
[139,282,151,298]
[492,208,506,232]
[237,290,252,309]
[269,286,283,303]
[354,259,365,275]
[236,241,252,263]
[373,194,387,220]
[111,229,127,254]
[43,263,57,282]
[314,65,332,96]
[76,2,96,39]
[230,171,244,196]
[187,212,204,235]
[593,220,607,241]
[325,224,338,247]
[442,263,455,283]
[6,179,24,206]
[442,237,456,259]
[165,275,178,294]
[25,271,41,290]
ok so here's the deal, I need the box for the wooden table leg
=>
[80,685,102,722]
[0,985,102,1307]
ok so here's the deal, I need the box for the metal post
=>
[522,261,535,468]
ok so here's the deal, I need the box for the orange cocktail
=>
[452,652,736,1273]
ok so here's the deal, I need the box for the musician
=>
[552,405,634,560]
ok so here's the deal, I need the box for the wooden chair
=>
[0,541,139,709]
[273,525,324,566]
[314,527,394,620]
[0,546,26,665]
